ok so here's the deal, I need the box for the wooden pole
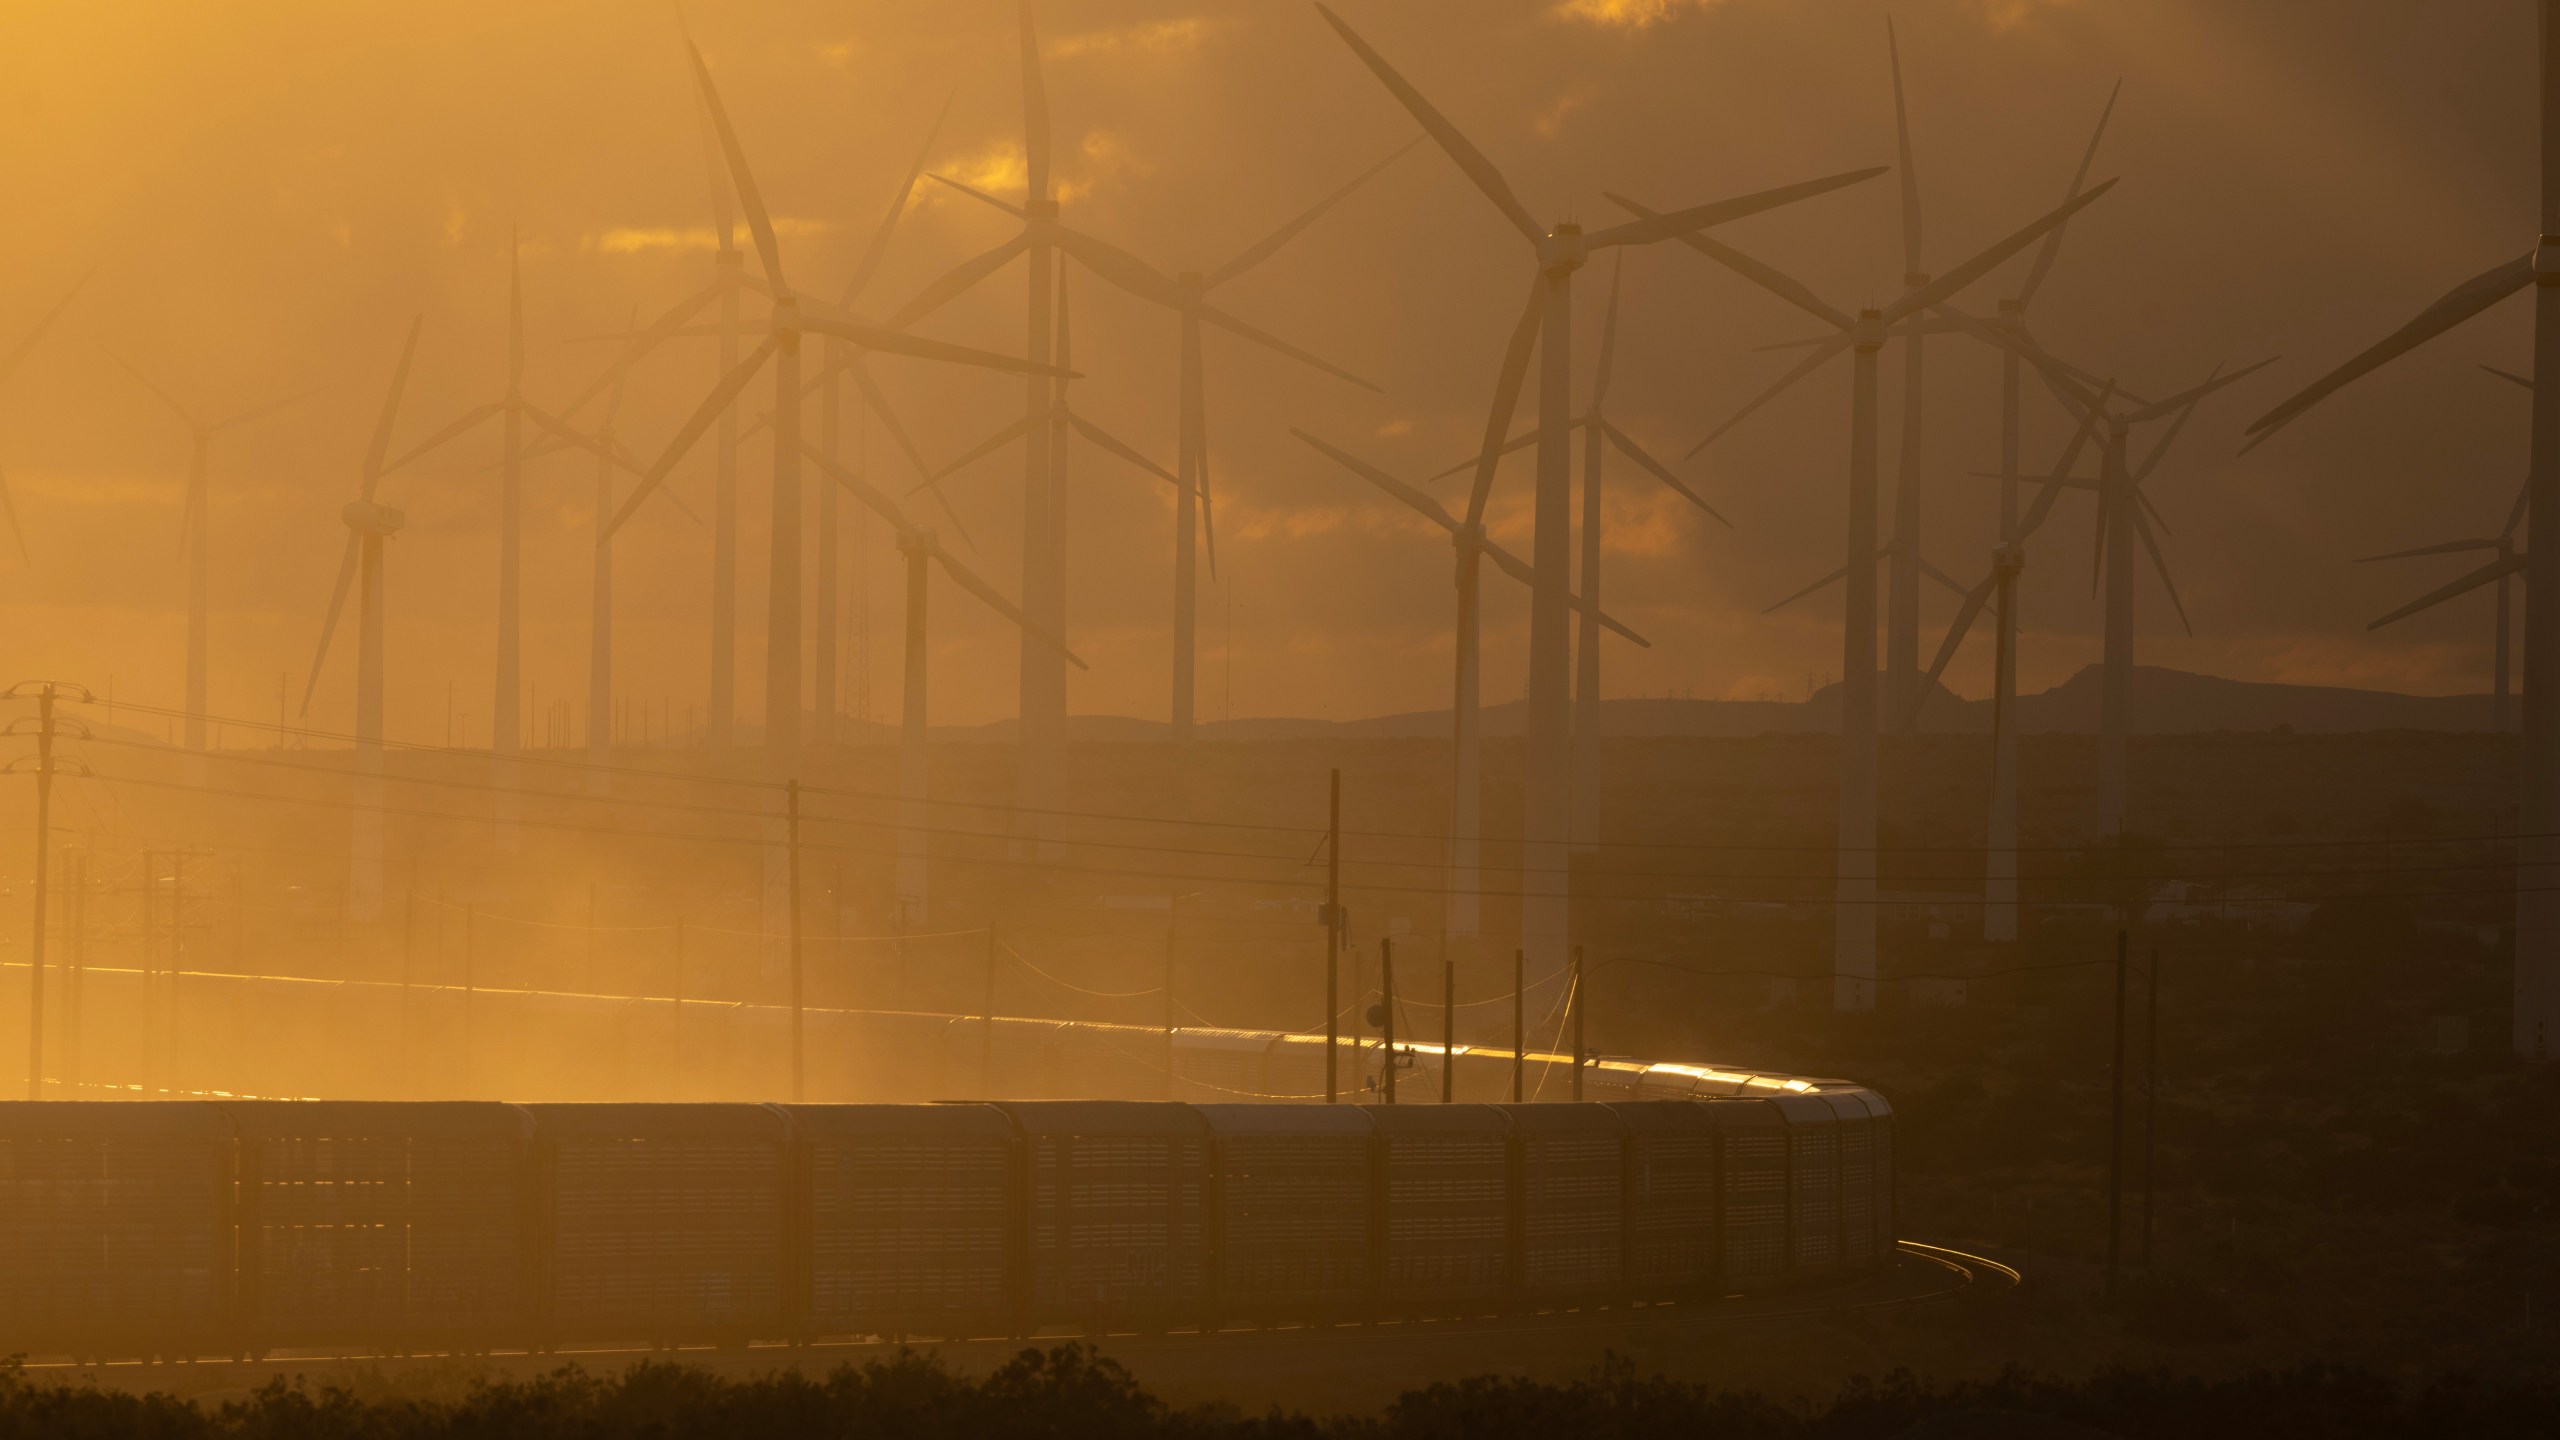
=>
[1571,944,1586,1102]
[982,924,997,1096]
[787,778,805,1104]
[1442,956,1454,1103]
[1326,767,1340,1105]
[22,685,51,1100]
[2143,946,2161,1271]
[672,914,686,1101]
[1512,947,1524,1103]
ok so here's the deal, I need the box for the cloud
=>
[926,129,1147,208]
[583,216,833,255]
[1533,86,1597,139]
[1968,0,2083,32]
[1551,0,1685,28]
[1048,16,1231,61]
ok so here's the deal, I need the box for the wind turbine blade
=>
[300,532,362,715]
[884,234,1031,332]
[1195,299,1383,391]
[0,467,28,565]
[0,270,91,391]
[1754,314,1963,351]
[2507,477,2532,540]
[1426,425,1548,483]
[1607,195,1854,331]
[1053,225,1183,307]
[1917,554,1971,599]
[801,313,1076,376]
[1602,420,1727,526]
[851,364,979,552]
[2367,550,2531,630]
[1763,563,1849,615]
[379,401,501,478]
[2016,379,2118,543]
[1884,179,2119,324]
[1464,276,1546,526]
[104,350,201,430]
[1928,304,2101,419]
[360,316,425,498]
[1888,17,1922,275]
[841,90,955,308]
[1313,2,1542,243]
[211,382,327,433]
[2016,80,2119,309]
[2483,363,2535,394]
[1909,572,1998,728]
[2245,252,2534,447]
[797,437,915,531]
[1070,414,1182,490]
[2130,361,2224,481]
[606,336,775,537]
[1477,535,1649,646]
[521,404,637,477]
[508,229,524,392]
[1207,136,1423,289]
[1591,249,1624,408]
[2356,538,2501,562]
[556,281,722,420]
[1687,331,1853,458]
[1198,420,1219,579]
[2138,485,2173,538]
[926,412,1034,484]
[2127,356,2278,425]
[1020,0,1051,202]
[925,414,1038,485]
[687,42,784,291]
[927,171,1030,221]
[2128,503,2191,636]
[1585,167,1891,250]
[1293,427,1461,534]
[679,8,738,255]
[937,545,1089,668]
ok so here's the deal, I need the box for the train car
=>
[224,1101,533,1354]
[1824,1088,1887,1269]
[0,1102,234,1360]
[1197,1104,1374,1325]
[526,1103,790,1348]
[1610,1100,1720,1299]
[1366,1104,1514,1317]
[1707,1096,1791,1287]
[1504,1102,1625,1305]
[785,1103,1017,1341]
[996,1101,1210,1334]
[1773,1091,1845,1283]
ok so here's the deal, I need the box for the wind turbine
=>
[928,278,1187,633]
[2358,479,2529,732]
[1620,175,2117,1007]
[1316,0,1887,969]
[605,42,1075,785]
[584,343,637,793]
[1920,338,2273,837]
[104,354,317,751]
[1420,252,1727,857]
[0,276,92,568]
[302,319,422,923]
[921,139,1410,742]
[1295,428,1649,946]
[795,440,1082,927]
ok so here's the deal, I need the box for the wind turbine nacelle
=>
[342,500,405,536]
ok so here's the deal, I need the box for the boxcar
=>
[0,1102,233,1360]
[1198,1104,1374,1324]
[1708,1097,1790,1287]
[1504,1103,1624,1303]
[1365,1105,1514,1316]
[1824,1089,1886,1269]
[225,1101,533,1353]
[527,1103,790,1347]
[1610,1100,1720,1299]
[785,1103,1017,1340]
[996,1101,1209,1333]
[1774,1092,1844,1282]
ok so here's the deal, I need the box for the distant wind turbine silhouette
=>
[2357,476,2528,733]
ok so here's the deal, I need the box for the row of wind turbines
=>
[45,4,2492,1022]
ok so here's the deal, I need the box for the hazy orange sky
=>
[0,0,2532,741]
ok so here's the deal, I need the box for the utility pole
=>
[1380,936,1396,1104]
[1512,947,1524,1103]
[672,914,686,1100]
[64,848,85,1096]
[463,904,477,1099]
[2106,928,2128,1296]
[2144,946,2161,1272]
[1571,944,1586,1102]
[787,778,805,1104]
[1442,956,1454,1104]
[402,888,416,1096]
[1325,767,1341,1105]
[982,924,998,1096]
[8,681,89,1100]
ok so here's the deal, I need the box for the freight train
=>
[0,1089,1892,1361]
